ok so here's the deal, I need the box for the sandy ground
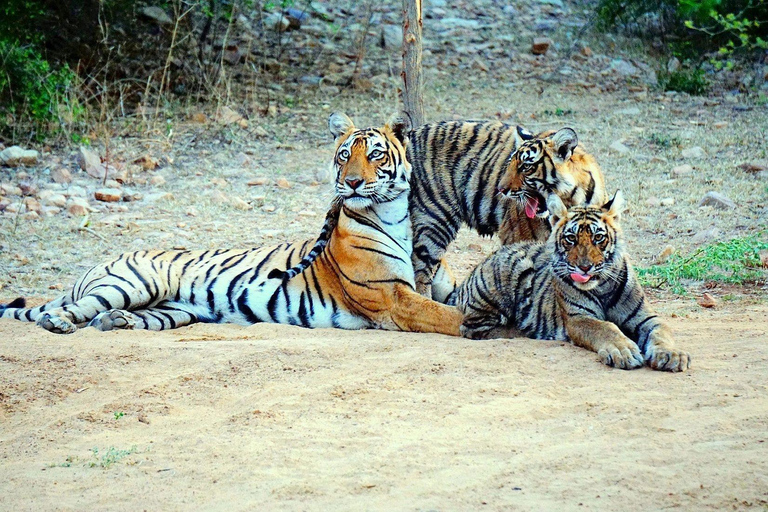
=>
[1,302,766,511]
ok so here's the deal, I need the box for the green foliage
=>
[0,39,77,131]
[89,446,139,469]
[595,0,768,65]
[638,234,768,293]
[113,411,125,420]
[648,132,682,147]
[659,68,709,94]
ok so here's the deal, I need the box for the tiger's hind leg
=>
[411,221,459,300]
[89,302,199,331]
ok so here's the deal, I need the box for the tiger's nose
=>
[578,264,592,273]
[497,185,509,194]
[346,178,364,189]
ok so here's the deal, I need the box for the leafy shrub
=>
[0,40,77,132]
[659,68,709,94]
[638,234,768,294]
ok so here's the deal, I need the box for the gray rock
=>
[264,12,290,32]
[699,191,735,209]
[440,18,480,29]
[141,6,173,25]
[610,141,630,154]
[0,146,39,166]
[609,59,639,77]
[534,19,558,31]
[381,24,402,49]
[691,227,720,244]
[670,164,693,177]
[682,146,706,159]
[502,5,518,17]
[667,57,681,73]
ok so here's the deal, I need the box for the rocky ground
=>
[0,2,767,507]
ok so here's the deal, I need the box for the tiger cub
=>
[407,120,606,298]
[448,191,690,372]
[0,113,464,336]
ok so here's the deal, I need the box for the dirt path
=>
[1,304,766,511]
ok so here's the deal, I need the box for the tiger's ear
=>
[602,190,624,222]
[514,125,534,146]
[328,112,355,140]
[546,193,567,226]
[551,127,578,161]
[386,112,412,146]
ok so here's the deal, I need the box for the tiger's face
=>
[498,127,580,220]
[547,191,623,291]
[328,112,411,211]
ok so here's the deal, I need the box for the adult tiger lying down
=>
[0,113,464,336]
[448,191,691,372]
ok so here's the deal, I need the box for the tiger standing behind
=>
[407,120,606,299]
[0,113,464,336]
[448,191,691,372]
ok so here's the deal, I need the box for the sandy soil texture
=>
[1,303,766,511]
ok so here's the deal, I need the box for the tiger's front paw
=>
[646,347,691,372]
[597,340,644,370]
[36,312,77,334]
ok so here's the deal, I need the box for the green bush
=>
[0,39,77,132]
[659,68,709,94]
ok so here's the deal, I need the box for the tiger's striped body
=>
[0,113,464,336]
[449,192,690,372]
[407,120,606,298]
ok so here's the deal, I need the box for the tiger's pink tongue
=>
[524,197,539,219]
[570,272,591,283]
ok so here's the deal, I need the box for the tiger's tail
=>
[268,196,343,281]
[0,295,69,321]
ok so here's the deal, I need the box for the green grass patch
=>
[659,68,709,95]
[638,234,768,294]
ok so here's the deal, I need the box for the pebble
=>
[264,12,290,32]
[0,146,40,166]
[210,178,228,187]
[655,245,675,264]
[532,37,552,55]
[231,197,252,211]
[670,164,693,177]
[262,204,277,213]
[149,175,166,186]
[247,177,269,186]
[682,146,706,159]
[660,197,675,206]
[758,249,768,268]
[276,178,292,189]
[609,141,630,154]
[691,227,720,244]
[67,198,91,216]
[440,18,481,29]
[50,167,72,184]
[1,183,22,196]
[94,189,122,202]
[23,198,42,214]
[699,191,735,209]
[698,292,718,308]
[713,121,728,129]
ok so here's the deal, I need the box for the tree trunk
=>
[402,0,424,128]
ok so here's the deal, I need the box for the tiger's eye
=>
[369,150,383,159]
[338,149,350,161]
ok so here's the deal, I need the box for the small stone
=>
[276,178,292,189]
[682,146,706,159]
[610,141,630,154]
[122,191,143,202]
[656,245,675,264]
[0,146,39,166]
[262,204,277,213]
[247,177,269,186]
[94,189,122,202]
[210,178,228,187]
[217,106,244,125]
[149,175,166,186]
[21,211,40,221]
[41,206,61,216]
[78,146,102,178]
[758,250,768,268]
[143,192,174,203]
[660,197,675,206]
[50,167,72,184]
[645,197,661,207]
[67,198,90,216]
[667,57,681,73]
[191,112,208,124]
[231,197,252,211]
[691,227,720,244]
[22,198,42,214]
[651,156,668,164]
[738,163,767,174]
[133,154,159,170]
[141,6,173,25]
[0,183,22,196]
[699,191,735,209]
[713,121,728,129]
[264,12,290,32]
[253,126,269,138]
[4,202,22,213]
[532,37,552,55]
[440,18,480,29]
[671,164,693,177]
[698,292,717,308]
[610,59,639,77]
[138,414,150,425]
[19,182,38,196]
